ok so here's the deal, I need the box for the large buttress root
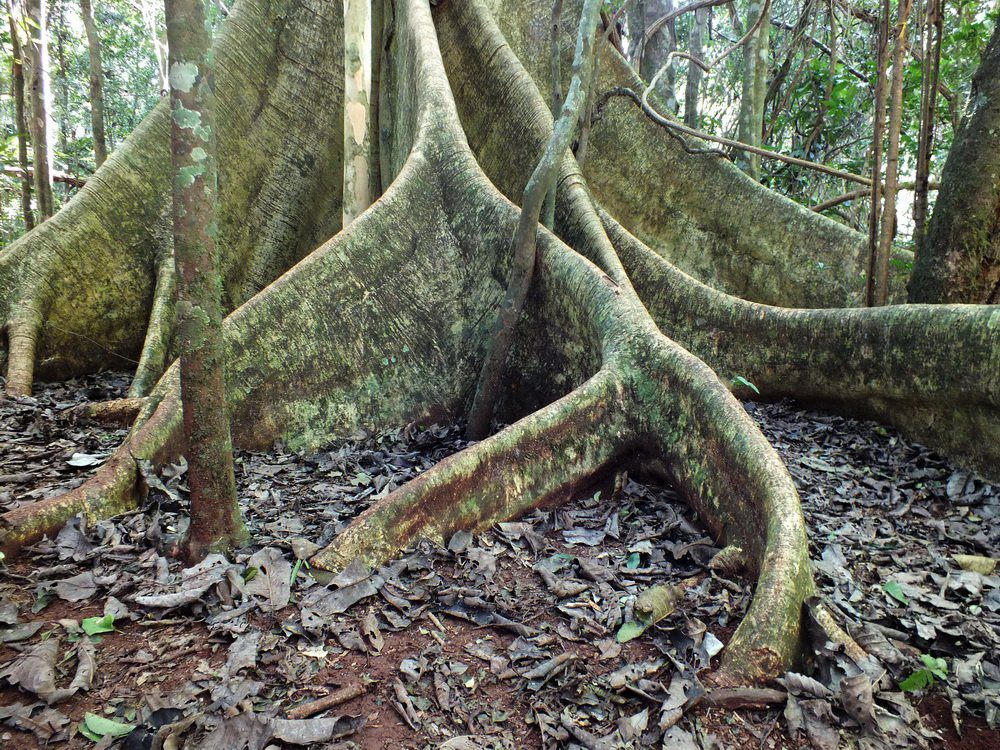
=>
[0,0,345,394]
[2,0,820,684]
[437,0,1000,481]
[606,215,1000,479]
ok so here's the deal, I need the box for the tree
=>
[735,0,770,179]
[10,0,55,220]
[342,0,372,225]
[164,0,246,559]
[909,18,1000,304]
[8,11,35,230]
[81,0,108,167]
[1,0,998,688]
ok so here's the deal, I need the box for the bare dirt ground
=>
[1,373,997,749]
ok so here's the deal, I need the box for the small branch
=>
[287,682,368,720]
[598,86,871,185]
[811,180,938,213]
[3,165,86,188]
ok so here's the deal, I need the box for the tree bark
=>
[909,18,1000,304]
[8,12,35,231]
[14,0,54,220]
[1,0,998,692]
[683,6,706,128]
[342,0,372,225]
[736,0,769,180]
[50,0,69,158]
[80,0,108,167]
[467,0,601,439]
[873,0,913,306]
[865,1,890,307]
[165,0,246,559]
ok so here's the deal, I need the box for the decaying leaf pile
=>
[0,374,997,749]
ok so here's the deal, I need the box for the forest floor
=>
[0,373,997,750]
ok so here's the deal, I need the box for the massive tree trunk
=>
[1,0,998,690]
[909,20,1000,304]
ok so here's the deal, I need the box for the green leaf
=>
[733,375,760,395]
[615,619,648,644]
[81,614,115,636]
[899,669,932,693]
[921,654,947,680]
[81,713,135,741]
[882,581,909,605]
[625,552,641,570]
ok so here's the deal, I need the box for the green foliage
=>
[883,580,910,605]
[899,653,948,692]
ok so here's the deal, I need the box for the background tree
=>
[11,0,54,220]
[909,17,1000,303]
[165,0,246,558]
[7,12,34,230]
[80,0,107,166]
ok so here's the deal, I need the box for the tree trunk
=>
[909,18,1000,304]
[911,0,941,259]
[683,7,706,128]
[80,0,108,167]
[1,0,998,692]
[736,0,770,179]
[865,1,890,307]
[342,0,372,225]
[640,0,677,113]
[50,0,69,159]
[165,0,247,559]
[8,12,35,231]
[872,0,913,306]
[15,0,54,220]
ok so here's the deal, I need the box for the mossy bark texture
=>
[909,21,1000,304]
[1,0,998,687]
[165,0,247,559]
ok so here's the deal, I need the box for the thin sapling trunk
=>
[466,0,602,440]
[165,0,247,560]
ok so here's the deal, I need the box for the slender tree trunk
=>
[736,0,770,179]
[640,0,677,113]
[80,0,107,167]
[684,7,706,128]
[802,0,837,159]
[873,0,913,305]
[911,0,941,259]
[8,12,35,230]
[165,0,247,559]
[626,0,646,65]
[50,0,69,158]
[910,18,1000,303]
[342,0,372,226]
[865,1,890,307]
[15,0,54,220]
[467,0,601,439]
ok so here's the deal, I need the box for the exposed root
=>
[4,303,41,397]
[71,396,149,426]
[604,212,1000,479]
[129,241,176,398]
[0,384,181,556]
[312,369,627,570]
